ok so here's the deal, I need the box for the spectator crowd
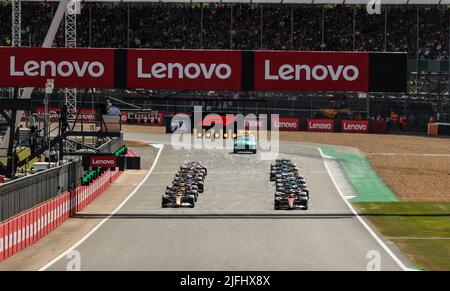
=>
[0,2,448,60]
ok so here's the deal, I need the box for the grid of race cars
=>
[271,159,309,210]
[162,161,207,208]
[162,159,309,210]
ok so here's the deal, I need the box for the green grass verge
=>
[124,140,150,147]
[355,202,450,270]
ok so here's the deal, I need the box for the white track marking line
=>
[366,153,450,157]
[317,147,415,271]
[387,237,450,240]
[38,144,164,271]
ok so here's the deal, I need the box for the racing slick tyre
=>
[188,197,196,206]
[274,199,281,210]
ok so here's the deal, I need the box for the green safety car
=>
[233,132,257,154]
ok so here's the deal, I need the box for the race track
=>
[44,133,411,271]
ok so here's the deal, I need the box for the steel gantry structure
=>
[65,0,79,117]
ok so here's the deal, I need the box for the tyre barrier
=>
[0,167,122,262]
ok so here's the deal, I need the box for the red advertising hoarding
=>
[200,115,236,127]
[35,107,96,122]
[0,47,405,93]
[243,116,267,129]
[127,49,242,90]
[199,114,268,129]
[197,115,299,131]
[307,118,334,132]
[254,51,369,92]
[373,120,388,134]
[121,111,163,126]
[341,120,369,133]
[271,117,300,131]
[121,112,128,124]
[0,47,115,88]
[90,156,117,168]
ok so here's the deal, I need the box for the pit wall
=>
[0,168,122,262]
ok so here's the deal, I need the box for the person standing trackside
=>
[44,148,50,162]
[390,110,399,130]
[429,115,436,124]
[107,100,121,116]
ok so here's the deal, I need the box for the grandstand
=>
[0,1,448,58]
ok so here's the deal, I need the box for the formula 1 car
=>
[177,162,207,178]
[162,161,207,208]
[173,175,204,193]
[274,192,308,210]
[270,159,298,181]
[166,184,199,201]
[162,191,195,208]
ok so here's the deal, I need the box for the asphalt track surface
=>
[45,133,410,271]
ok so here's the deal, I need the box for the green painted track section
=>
[320,147,398,202]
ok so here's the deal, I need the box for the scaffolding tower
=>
[65,1,78,117]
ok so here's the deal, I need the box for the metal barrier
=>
[97,135,123,154]
[0,160,81,222]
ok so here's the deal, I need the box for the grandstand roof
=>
[19,0,450,5]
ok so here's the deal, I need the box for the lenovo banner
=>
[90,156,117,168]
[127,49,242,90]
[341,120,369,133]
[0,47,115,88]
[254,51,370,92]
[35,107,96,122]
[244,115,268,129]
[200,115,236,127]
[0,47,406,93]
[121,112,128,124]
[307,119,334,132]
[121,111,163,126]
[272,117,300,131]
[198,114,268,129]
